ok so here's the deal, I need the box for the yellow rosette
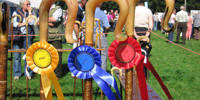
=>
[26,41,65,100]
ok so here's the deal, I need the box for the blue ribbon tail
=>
[92,73,117,100]
[91,65,122,100]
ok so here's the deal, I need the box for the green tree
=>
[186,0,200,11]
[148,0,200,13]
[100,0,200,13]
[148,0,165,13]
[101,1,119,12]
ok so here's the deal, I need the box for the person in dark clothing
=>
[74,0,86,34]
[48,2,64,78]
[76,0,86,22]
[193,12,200,40]
[175,6,188,44]
[72,0,86,47]
[134,1,153,78]
[12,0,36,80]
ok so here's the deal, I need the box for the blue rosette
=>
[68,45,121,100]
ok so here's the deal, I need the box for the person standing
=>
[107,12,114,32]
[167,9,176,43]
[82,3,110,70]
[153,12,159,31]
[76,0,86,23]
[110,9,115,21]
[134,1,153,79]
[113,10,119,31]
[186,12,193,40]
[12,0,36,80]
[48,1,64,78]
[175,5,188,44]
[134,1,153,39]
[133,2,156,99]
[94,4,110,71]
[110,9,115,31]
[193,12,200,40]
[72,0,86,48]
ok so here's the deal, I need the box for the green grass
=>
[6,31,200,100]
[148,31,200,100]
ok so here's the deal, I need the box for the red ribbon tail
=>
[145,60,173,100]
[136,62,149,100]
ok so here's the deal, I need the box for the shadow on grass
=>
[7,91,103,98]
[60,63,70,78]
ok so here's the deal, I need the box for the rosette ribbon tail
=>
[144,60,173,100]
[68,45,121,100]
[91,64,122,100]
[41,71,65,100]
[135,56,149,100]
[41,74,53,100]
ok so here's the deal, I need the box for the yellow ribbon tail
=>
[99,32,102,48]
[46,88,53,100]
[41,74,52,99]
[47,71,65,100]
[95,33,99,48]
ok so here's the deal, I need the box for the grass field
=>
[6,30,200,100]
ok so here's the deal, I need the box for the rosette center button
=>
[116,43,135,63]
[33,49,51,68]
[75,53,94,71]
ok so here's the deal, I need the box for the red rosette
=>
[108,37,143,69]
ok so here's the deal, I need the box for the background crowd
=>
[6,0,200,81]
[153,6,200,44]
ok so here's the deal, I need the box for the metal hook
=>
[111,67,123,77]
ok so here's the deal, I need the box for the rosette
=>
[108,37,148,100]
[68,45,121,100]
[108,37,143,69]
[26,41,64,100]
[108,37,173,100]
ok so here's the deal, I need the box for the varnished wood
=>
[39,0,55,41]
[83,79,93,100]
[64,0,78,43]
[125,69,133,100]
[125,0,139,37]
[39,0,56,99]
[85,0,129,45]
[84,0,129,99]
[0,2,9,100]
[162,0,175,32]
[39,0,78,99]
[124,0,139,99]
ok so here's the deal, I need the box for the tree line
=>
[101,0,200,13]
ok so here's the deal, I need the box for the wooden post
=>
[39,0,78,99]
[162,0,175,31]
[25,15,37,100]
[124,0,139,99]
[39,0,55,99]
[9,11,21,100]
[0,2,9,100]
[83,79,93,100]
[125,69,133,100]
[40,77,46,100]
[85,0,129,99]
